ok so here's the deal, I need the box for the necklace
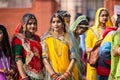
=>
[52,32,65,57]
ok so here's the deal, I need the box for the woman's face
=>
[99,10,109,24]
[26,19,37,34]
[51,17,63,32]
[75,25,88,35]
[0,30,3,42]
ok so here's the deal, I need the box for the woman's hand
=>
[50,73,59,80]
[57,71,71,80]
[3,70,8,75]
[86,48,92,53]
[57,75,66,80]
[9,69,14,75]
[22,76,29,80]
[112,46,120,57]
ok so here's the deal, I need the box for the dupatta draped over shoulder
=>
[86,8,113,49]
[69,15,89,80]
[69,15,88,32]
[12,24,43,80]
[86,8,114,80]
[41,31,80,80]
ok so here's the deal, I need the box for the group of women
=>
[0,7,120,80]
[86,8,120,80]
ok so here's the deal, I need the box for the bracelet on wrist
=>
[50,73,56,78]
[50,72,58,79]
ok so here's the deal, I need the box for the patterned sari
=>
[41,32,79,80]
[12,33,43,80]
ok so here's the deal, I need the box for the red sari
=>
[12,33,43,80]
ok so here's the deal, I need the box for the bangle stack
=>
[50,73,59,80]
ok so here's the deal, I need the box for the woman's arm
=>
[58,59,75,80]
[12,38,28,79]
[43,58,55,75]
[112,46,120,56]
[43,58,59,79]
[0,69,5,73]
[112,34,120,57]
[16,60,28,79]
[66,59,76,72]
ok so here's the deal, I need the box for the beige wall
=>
[59,0,104,23]
[0,0,32,8]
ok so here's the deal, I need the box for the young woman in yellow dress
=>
[41,13,80,80]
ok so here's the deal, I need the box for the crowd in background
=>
[0,7,120,80]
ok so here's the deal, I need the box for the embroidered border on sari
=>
[15,33,34,65]
[23,64,43,79]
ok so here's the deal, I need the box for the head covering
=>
[68,15,89,79]
[57,10,71,17]
[93,8,113,28]
[14,13,37,33]
[69,15,89,31]
[15,23,21,33]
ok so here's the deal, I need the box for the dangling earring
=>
[50,25,54,31]
[23,25,26,35]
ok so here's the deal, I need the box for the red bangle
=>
[50,72,58,79]
[50,73,56,78]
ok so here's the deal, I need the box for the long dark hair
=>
[50,12,66,32]
[19,13,37,34]
[99,9,109,17]
[41,13,66,40]
[0,25,12,58]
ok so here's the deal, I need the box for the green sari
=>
[69,15,89,80]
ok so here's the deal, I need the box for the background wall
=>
[0,0,58,40]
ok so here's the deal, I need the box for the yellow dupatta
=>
[94,8,113,29]
[42,32,79,80]
[86,8,113,48]
[86,8,113,80]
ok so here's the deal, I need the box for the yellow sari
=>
[42,32,79,80]
[86,8,113,80]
